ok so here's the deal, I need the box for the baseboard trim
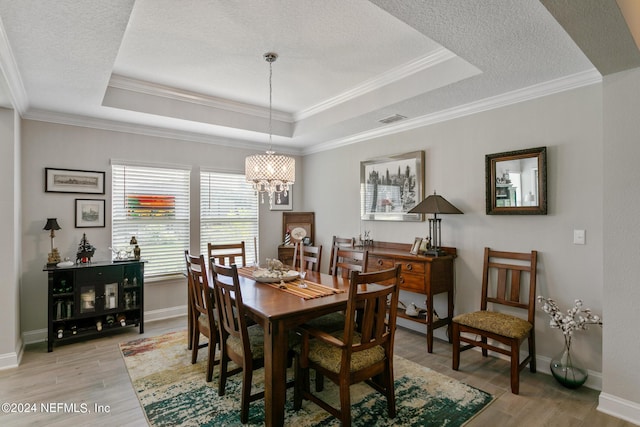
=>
[144,305,187,322]
[0,336,23,370]
[599,392,640,426]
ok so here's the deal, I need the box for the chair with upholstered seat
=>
[332,248,368,278]
[452,247,538,394]
[292,242,323,272]
[211,263,265,423]
[294,265,402,427]
[328,236,355,275]
[207,241,247,270]
[184,251,219,382]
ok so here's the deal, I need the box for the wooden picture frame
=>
[75,199,106,228]
[270,184,293,211]
[410,237,423,254]
[360,151,424,221]
[485,146,547,215]
[46,168,105,194]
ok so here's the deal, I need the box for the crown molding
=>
[108,74,294,123]
[0,19,28,112]
[22,108,300,155]
[303,68,603,155]
[295,48,456,121]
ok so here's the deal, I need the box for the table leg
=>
[425,297,434,353]
[263,319,288,427]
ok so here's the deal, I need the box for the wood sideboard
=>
[364,241,456,353]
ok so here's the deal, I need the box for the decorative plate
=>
[290,227,307,241]
[252,269,299,283]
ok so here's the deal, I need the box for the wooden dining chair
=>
[292,242,322,272]
[184,251,219,382]
[211,262,265,424]
[305,247,370,341]
[328,235,355,275]
[452,247,538,394]
[332,248,368,278]
[294,265,402,427]
[207,241,246,271]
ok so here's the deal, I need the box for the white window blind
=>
[200,171,258,265]
[112,164,190,278]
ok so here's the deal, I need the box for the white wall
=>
[303,84,606,375]
[0,107,20,368]
[20,121,301,338]
[600,67,640,421]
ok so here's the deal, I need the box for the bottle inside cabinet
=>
[46,260,145,352]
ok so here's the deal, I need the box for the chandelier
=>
[245,52,295,207]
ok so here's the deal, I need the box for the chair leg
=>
[240,364,253,424]
[452,322,460,370]
[218,352,228,396]
[510,342,520,395]
[529,334,536,373]
[384,364,396,418]
[481,336,488,357]
[339,376,352,427]
[191,329,200,364]
[293,354,303,410]
[206,333,216,382]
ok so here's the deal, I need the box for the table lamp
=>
[44,218,62,266]
[408,192,463,256]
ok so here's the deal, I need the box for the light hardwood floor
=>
[0,317,632,427]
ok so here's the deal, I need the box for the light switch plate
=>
[573,229,586,245]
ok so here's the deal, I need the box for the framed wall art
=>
[485,146,547,215]
[270,185,293,211]
[75,199,106,228]
[360,151,424,221]
[45,168,105,194]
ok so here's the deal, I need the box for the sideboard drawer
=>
[399,272,425,293]
[399,261,425,275]
[368,256,395,271]
[75,265,122,284]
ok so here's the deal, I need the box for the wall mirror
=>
[485,146,547,215]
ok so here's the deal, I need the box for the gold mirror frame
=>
[486,146,547,215]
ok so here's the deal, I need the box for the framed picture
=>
[45,168,105,194]
[270,184,293,211]
[485,146,547,215]
[75,199,106,228]
[410,237,423,254]
[360,151,424,221]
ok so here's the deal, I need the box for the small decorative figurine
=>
[76,233,96,264]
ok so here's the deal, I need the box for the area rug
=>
[120,330,493,426]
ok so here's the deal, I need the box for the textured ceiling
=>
[0,0,637,154]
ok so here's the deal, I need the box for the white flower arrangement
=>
[538,296,603,387]
[537,296,602,336]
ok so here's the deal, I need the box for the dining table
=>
[213,266,353,427]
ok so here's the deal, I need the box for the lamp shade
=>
[408,192,463,215]
[43,218,61,231]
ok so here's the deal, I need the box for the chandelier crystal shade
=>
[245,52,295,207]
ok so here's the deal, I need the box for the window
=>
[112,163,190,278]
[200,171,258,265]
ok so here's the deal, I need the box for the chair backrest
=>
[207,242,246,271]
[292,242,323,272]
[342,265,402,359]
[328,236,355,275]
[481,247,538,324]
[332,248,368,279]
[184,251,216,325]
[211,263,251,353]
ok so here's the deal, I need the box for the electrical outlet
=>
[573,229,586,245]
